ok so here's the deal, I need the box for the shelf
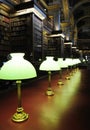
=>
[0,13,10,61]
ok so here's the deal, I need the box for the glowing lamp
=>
[58,58,68,68]
[0,53,37,122]
[39,56,59,96]
[57,58,68,85]
[63,58,74,80]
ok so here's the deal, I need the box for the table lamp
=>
[75,58,81,66]
[63,58,74,80]
[72,58,81,72]
[39,56,60,96]
[65,58,74,75]
[0,53,37,122]
[58,58,68,85]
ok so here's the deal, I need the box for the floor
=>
[0,68,90,130]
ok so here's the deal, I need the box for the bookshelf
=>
[46,36,65,58]
[0,14,10,62]
[0,10,11,91]
[42,17,54,59]
[10,14,30,58]
[33,14,43,62]
[10,13,43,63]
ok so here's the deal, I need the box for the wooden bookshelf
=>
[10,13,43,63]
[0,13,10,62]
[10,15,28,50]
[33,14,43,61]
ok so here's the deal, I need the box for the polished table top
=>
[0,68,90,130]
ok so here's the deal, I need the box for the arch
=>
[78,23,90,33]
[76,15,90,25]
[72,0,90,13]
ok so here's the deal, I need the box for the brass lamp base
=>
[65,76,70,80]
[58,80,64,85]
[12,107,29,122]
[70,73,73,76]
[45,88,54,96]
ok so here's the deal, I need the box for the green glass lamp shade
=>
[65,58,75,66]
[0,53,37,80]
[58,58,68,68]
[75,58,81,64]
[83,59,85,62]
[39,56,60,71]
[71,59,76,66]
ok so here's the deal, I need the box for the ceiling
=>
[45,0,90,51]
[68,0,90,51]
[0,0,90,52]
